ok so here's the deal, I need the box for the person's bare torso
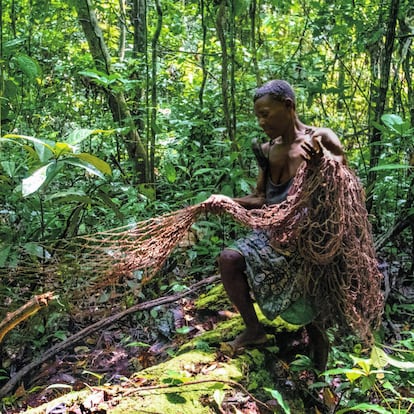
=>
[262,133,311,185]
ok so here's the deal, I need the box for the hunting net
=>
[0,155,383,342]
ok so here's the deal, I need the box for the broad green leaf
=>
[176,326,191,334]
[95,190,123,219]
[213,389,225,408]
[3,79,17,99]
[1,161,16,177]
[45,191,94,205]
[371,346,388,369]
[14,55,42,81]
[264,388,291,414]
[369,164,412,172]
[22,163,53,196]
[350,355,372,373]
[383,354,414,371]
[2,134,55,152]
[324,367,365,376]
[336,403,391,414]
[126,342,150,348]
[345,369,365,383]
[208,383,225,390]
[73,153,112,175]
[382,113,404,127]
[63,156,110,179]
[193,167,216,176]
[164,162,177,183]
[34,139,54,163]
[65,129,95,146]
[54,142,74,157]
[23,242,51,259]
[0,244,12,267]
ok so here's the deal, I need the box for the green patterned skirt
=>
[229,230,316,325]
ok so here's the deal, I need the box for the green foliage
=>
[0,0,413,409]
[320,339,414,413]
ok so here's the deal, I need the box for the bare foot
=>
[220,328,269,355]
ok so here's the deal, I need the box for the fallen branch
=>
[374,213,414,251]
[0,274,220,399]
[0,292,55,344]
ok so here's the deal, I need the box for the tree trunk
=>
[249,0,261,85]
[215,0,240,166]
[149,0,162,184]
[366,0,400,213]
[199,0,207,107]
[74,0,148,183]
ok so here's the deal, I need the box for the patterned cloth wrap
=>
[229,139,317,325]
[229,230,305,322]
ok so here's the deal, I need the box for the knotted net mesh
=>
[0,156,383,342]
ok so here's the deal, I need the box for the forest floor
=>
[1,281,329,414]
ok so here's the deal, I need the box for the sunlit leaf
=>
[46,384,73,390]
[176,326,191,335]
[22,163,53,196]
[23,242,51,259]
[264,388,291,414]
[164,162,177,183]
[65,129,95,146]
[336,402,391,414]
[54,142,74,157]
[371,346,388,369]
[3,134,55,152]
[213,389,225,408]
[369,164,412,172]
[63,158,105,179]
[73,153,112,175]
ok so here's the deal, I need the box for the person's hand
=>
[201,194,235,213]
[301,139,323,163]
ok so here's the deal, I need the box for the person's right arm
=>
[232,167,266,209]
[202,167,266,212]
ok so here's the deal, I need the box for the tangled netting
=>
[0,156,383,342]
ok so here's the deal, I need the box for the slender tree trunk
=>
[249,0,261,85]
[118,0,126,61]
[130,0,149,181]
[215,1,231,141]
[215,0,238,156]
[366,0,400,213]
[149,0,162,184]
[199,0,207,107]
[74,0,148,183]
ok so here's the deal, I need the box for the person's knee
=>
[218,248,245,272]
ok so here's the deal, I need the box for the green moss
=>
[194,283,232,312]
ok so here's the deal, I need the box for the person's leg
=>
[306,322,329,372]
[218,248,267,348]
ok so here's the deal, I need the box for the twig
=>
[0,292,55,343]
[0,274,219,399]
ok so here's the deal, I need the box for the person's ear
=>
[284,98,294,109]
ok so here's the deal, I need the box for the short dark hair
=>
[253,80,296,106]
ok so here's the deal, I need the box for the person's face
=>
[253,94,294,140]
